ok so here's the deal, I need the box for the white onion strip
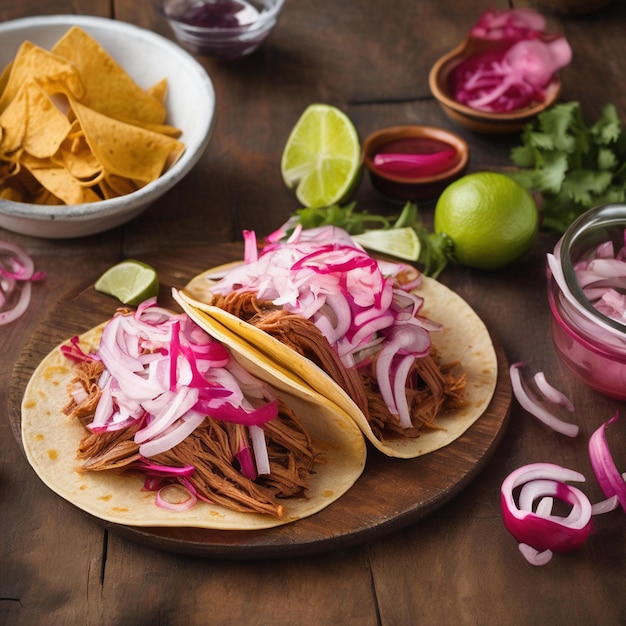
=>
[533,371,574,412]
[509,363,579,437]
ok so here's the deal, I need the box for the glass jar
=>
[548,203,626,400]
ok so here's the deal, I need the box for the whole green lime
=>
[434,172,538,270]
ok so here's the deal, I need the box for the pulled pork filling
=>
[212,292,467,442]
[63,359,318,518]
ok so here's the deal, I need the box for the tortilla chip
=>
[0,41,85,114]
[99,173,140,199]
[51,26,167,126]
[20,153,102,204]
[70,100,185,184]
[0,27,185,206]
[0,79,71,160]
[21,324,366,530]
[181,270,498,459]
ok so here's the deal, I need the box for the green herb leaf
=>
[510,101,626,234]
[282,200,453,277]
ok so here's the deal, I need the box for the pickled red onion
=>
[470,8,546,41]
[0,241,45,326]
[450,8,571,113]
[588,412,626,513]
[500,463,594,565]
[510,363,579,437]
[570,232,626,324]
[207,226,439,432]
[64,300,284,496]
[154,481,198,512]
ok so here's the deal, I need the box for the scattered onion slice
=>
[0,241,45,325]
[510,363,579,437]
[588,412,626,513]
[500,463,594,565]
[533,371,575,412]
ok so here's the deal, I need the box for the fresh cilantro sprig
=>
[285,201,453,278]
[509,102,626,234]
[291,202,391,234]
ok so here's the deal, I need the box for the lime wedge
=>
[352,227,421,262]
[94,260,159,306]
[281,104,362,209]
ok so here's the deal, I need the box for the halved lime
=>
[281,104,362,209]
[352,227,421,262]
[94,259,159,306]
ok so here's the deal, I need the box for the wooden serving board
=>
[8,244,512,560]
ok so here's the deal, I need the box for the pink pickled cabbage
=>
[206,226,439,428]
[63,301,281,480]
[450,8,572,113]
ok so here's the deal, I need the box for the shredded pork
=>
[212,291,467,442]
[63,360,319,518]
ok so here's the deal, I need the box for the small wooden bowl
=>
[362,125,469,203]
[428,37,562,134]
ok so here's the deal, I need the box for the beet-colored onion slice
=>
[588,412,626,513]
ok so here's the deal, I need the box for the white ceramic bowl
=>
[0,15,216,238]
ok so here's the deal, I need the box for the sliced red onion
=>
[235,442,257,480]
[0,241,45,326]
[470,8,546,41]
[204,225,444,435]
[518,543,554,566]
[372,149,457,178]
[588,412,626,513]
[451,8,571,113]
[567,231,626,326]
[376,325,432,428]
[501,463,593,564]
[139,460,195,477]
[533,371,574,412]
[510,363,579,437]
[591,495,619,515]
[249,424,271,476]
[64,299,293,511]
[155,482,198,512]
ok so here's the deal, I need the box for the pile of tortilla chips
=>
[0,26,185,205]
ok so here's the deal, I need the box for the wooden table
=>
[2,1,625,624]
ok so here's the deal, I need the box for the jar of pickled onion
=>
[547,203,626,400]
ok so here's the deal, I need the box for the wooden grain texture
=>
[8,245,511,559]
[2,0,626,624]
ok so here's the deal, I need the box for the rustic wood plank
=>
[8,244,510,559]
[2,0,626,623]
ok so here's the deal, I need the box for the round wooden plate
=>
[8,246,512,560]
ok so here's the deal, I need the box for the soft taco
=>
[178,226,498,459]
[21,300,366,530]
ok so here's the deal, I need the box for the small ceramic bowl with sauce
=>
[362,125,469,203]
[157,0,285,60]
[428,38,562,134]
[548,203,626,399]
